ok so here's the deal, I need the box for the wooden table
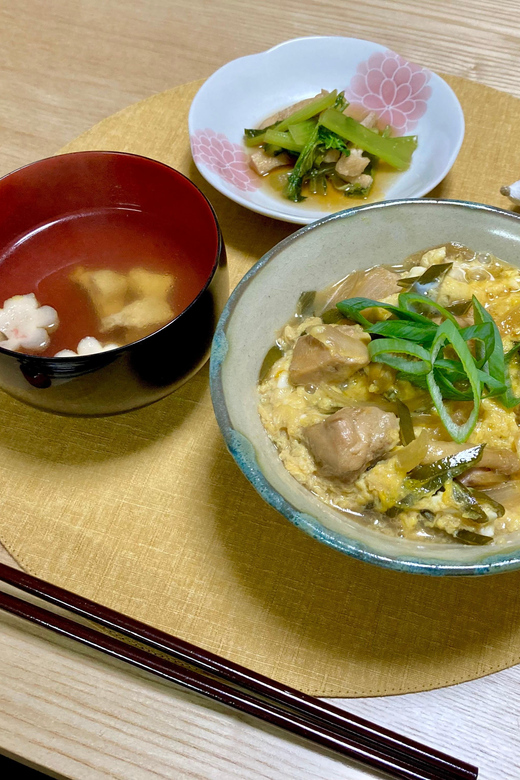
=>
[1,1,520,777]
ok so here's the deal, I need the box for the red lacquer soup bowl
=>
[0,151,228,415]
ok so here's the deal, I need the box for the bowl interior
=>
[0,151,220,356]
[190,37,464,225]
[211,200,520,575]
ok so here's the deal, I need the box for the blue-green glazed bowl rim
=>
[210,198,520,576]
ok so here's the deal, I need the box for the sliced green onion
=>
[337,291,518,444]
[368,338,431,375]
[426,320,481,442]
[473,296,520,409]
[336,297,432,328]
[431,369,473,401]
[398,292,460,327]
[366,319,437,343]
[395,371,429,389]
[460,322,495,367]
[434,357,506,397]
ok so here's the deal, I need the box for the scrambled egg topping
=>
[258,245,520,544]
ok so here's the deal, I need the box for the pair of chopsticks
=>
[0,562,478,780]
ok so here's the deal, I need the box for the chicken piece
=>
[304,406,400,481]
[101,297,173,333]
[323,149,341,164]
[360,111,377,129]
[289,324,370,386]
[335,148,370,180]
[258,90,329,129]
[72,267,128,319]
[128,268,174,301]
[249,150,291,176]
[313,267,402,314]
[421,441,520,478]
[348,173,373,190]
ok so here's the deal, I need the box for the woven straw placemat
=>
[2,76,520,697]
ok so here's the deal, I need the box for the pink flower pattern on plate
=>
[345,50,432,134]
[191,129,260,192]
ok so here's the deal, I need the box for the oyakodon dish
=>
[258,244,520,545]
[244,89,417,204]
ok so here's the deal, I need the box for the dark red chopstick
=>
[0,563,478,780]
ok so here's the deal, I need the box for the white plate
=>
[189,36,465,225]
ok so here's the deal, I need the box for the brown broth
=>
[0,209,207,356]
[264,162,400,212]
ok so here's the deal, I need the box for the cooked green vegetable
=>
[288,120,318,148]
[284,124,321,202]
[244,92,339,149]
[317,126,349,152]
[396,262,453,293]
[454,529,493,545]
[464,486,505,518]
[407,445,485,481]
[276,90,339,131]
[319,108,417,170]
[450,481,489,524]
[244,88,417,203]
[321,308,344,324]
[388,445,485,515]
[396,399,415,445]
[263,128,303,153]
[446,300,472,316]
[258,345,284,382]
[244,127,272,148]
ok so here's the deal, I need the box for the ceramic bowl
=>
[0,151,228,416]
[210,199,520,576]
[189,36,464,225]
